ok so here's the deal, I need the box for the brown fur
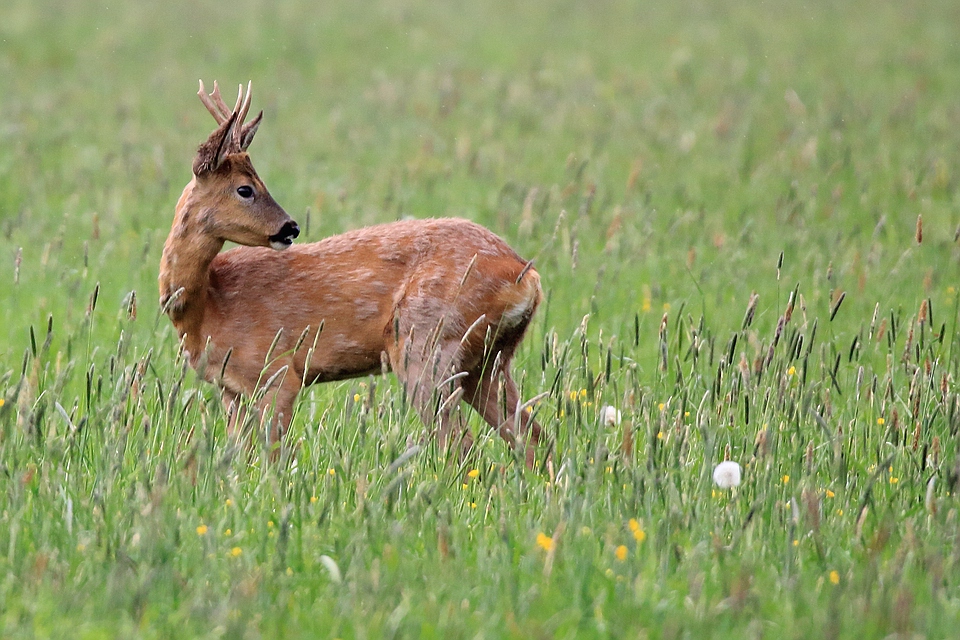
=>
[160,82,546,466]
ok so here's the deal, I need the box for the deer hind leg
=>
[388,334,473,460]
[463,354,544,469]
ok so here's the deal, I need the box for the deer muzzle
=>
[269,220,300,250]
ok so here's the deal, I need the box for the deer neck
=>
[159,180,224,341]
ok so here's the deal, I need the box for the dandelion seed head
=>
[713,461,742,489]
[600,405,621,426]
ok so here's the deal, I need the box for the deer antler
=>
[198,80,261,152]
[198,80,230,124]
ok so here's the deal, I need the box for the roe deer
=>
[159,81,546,467]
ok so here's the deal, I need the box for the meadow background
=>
[2,0,960,637]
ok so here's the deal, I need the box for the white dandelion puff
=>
[600,405,621,426]
[713,461,742,489]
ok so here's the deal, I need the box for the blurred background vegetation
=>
[2,0,958,358]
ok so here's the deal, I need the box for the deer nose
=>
[269,220,300,250]
[279,221,300,240]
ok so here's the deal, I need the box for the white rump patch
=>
[500,295,534,329]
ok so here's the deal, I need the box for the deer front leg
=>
[221,388,244,437]
[255,364,302,445]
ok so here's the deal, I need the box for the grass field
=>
[2,0,960,637]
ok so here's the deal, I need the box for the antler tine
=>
[232,84,244,118]
[236,81,253,127]
[208,81,233,119]
[197,79,230,124]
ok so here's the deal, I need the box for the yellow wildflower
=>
[536,532,555,552]
[629,519,646,543]
[829,570,840,585]
[196,524,208,536]
[328,468,336,476]
[788,366,796,376]
[782,475,790,484]
[467,469,480,479]
[877,417,885,426]
[615,545,628,561]
[230,547,242,557]
[224,529,232,536]
[825,489,835,498]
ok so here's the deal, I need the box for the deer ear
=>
[192,111,239,176]
[238,111,263,152]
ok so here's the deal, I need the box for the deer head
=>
[191,80,299,251]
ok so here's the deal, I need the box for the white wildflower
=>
[713,461,742,489]
[600,405,621,426]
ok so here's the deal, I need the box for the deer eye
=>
[236,185,254,199]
